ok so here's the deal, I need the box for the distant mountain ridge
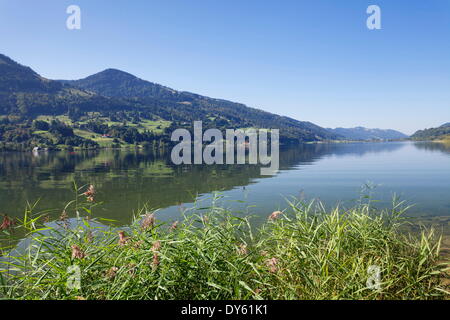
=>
[326,127,408,141]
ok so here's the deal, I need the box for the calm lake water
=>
[1,141,450,225]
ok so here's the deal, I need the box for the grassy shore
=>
[437,135,450,143]
[0,192,449,300]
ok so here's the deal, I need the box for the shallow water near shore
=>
[0,141,450,228]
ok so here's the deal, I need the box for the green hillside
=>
[411,123,450,141]
[61,68,340,142]
[0,53,341,151]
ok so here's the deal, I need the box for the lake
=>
[1,141,450,226]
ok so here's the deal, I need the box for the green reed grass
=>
[0,193,449,300]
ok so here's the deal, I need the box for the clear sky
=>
[1,0,449,134]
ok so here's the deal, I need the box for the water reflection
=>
[413,141,450,154]
[0,141,448,224]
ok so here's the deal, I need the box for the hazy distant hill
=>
[411,123,450,141]
[326,127,408,141]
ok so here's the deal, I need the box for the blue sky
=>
[1,0,449,134]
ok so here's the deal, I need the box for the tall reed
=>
[0,191,448,300]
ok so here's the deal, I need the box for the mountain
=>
[0,53,340,146]
[411,123,450,141]
[0,54,131,117]
[326,127,408,141]
[60,68,180,100]
[61,69,340,142]
[0,54,61,93]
